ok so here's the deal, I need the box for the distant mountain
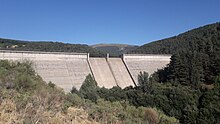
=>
[130,22,220,54]
[0,38,105,57]
[91,44,138,56]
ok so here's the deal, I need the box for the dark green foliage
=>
[197,86,220,124]
[126,84,199,123]
[152,47,219,87]
[63,93,84,110]
[48,81,55,88]
[79,74,99,102]
[138,71,149,86]
[137,71,154,94]
[0,60,36,91]
[132,22,220,86]
[131,22,220,54]
[0,38,105,57]
[70,86,78,94]
[78,78,219,124]
[92,44,138,56]
[97,86,127,102]
[14,74,35,91]
[215,75,220,87]
[166,50,205,87]
[67,93,179,124]
[133,23,220,86]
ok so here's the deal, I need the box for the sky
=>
[0,0,220,45]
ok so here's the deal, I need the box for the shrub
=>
[14,74,35,92]
[144,108,159,124]
[70,86,78,94]
[79,74,99,101]
[48,81,55,88]
[138,71,149,86]
[66,93,83,107]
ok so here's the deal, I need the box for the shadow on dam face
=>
[0,50,171,92]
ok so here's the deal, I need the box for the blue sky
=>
[0,0,220,45]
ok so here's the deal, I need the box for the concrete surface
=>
[124,54,171,85]
[89,58,117,88]
[108,58,134,88]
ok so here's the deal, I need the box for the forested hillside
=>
[92,44,138,56]
[0,38,105,57]
[130,22,220,54]
[131,22,220,85]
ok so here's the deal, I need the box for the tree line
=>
[0,38,105,57]
[130,22,220,54]
[73,72,219,124]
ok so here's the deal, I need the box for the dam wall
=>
[0,50,171,92]
[123,54,171,84]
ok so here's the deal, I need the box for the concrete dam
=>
[0,50,171,92]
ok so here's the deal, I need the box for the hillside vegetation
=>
[0,60,178,124]
[75,69,220,124]
[131,22,220,54]
[131,22,220,86]
[0,38,105,57]
[92,44,138,56]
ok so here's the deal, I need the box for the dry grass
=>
[144,108,159,124]
[0,98,98,124]
[0,99,21,124]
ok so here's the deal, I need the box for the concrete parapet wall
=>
[0,50,88,61]
[123,54,171,61]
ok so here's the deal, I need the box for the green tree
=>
[137,71,154,93]
[79,74,99,102]
[138,71,149,86]
[197,86,220,124]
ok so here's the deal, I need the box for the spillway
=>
[123,54,171,85]
[89,58,117,88]
[108,58,134,88]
